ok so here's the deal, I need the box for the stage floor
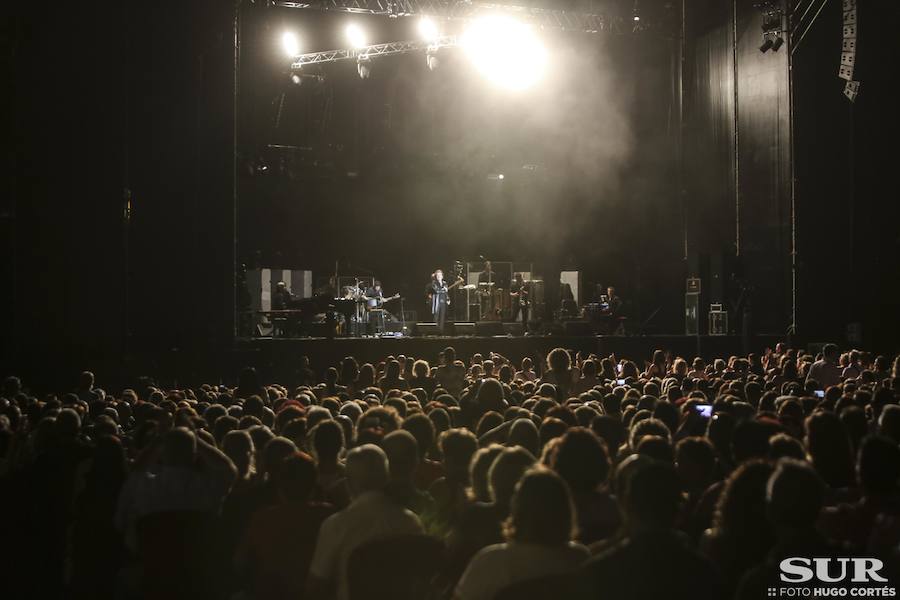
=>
[234,334,785,379]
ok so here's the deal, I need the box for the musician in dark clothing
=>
[272,282,293,311]
[510,273,529,327]
[478,261,495,285]
[605,286,622,316]
[365,281,384,304]
[428,270,451,333]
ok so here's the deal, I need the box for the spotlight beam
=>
[290,35,457,68]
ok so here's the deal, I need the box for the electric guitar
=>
[365,293,400,310]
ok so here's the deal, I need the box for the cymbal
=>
[461,284,477,290]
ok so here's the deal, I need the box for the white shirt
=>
[455,541,590,600]
[309,490,423,600]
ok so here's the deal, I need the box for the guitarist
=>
[427,269,462,334]
[364,280,400,335]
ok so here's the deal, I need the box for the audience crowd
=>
[2,342,900,600]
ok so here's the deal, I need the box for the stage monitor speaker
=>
[475,321,506,336]
[454,322,476,336]
[503,323,524,336]
[562,320,592,336]
[416,323,439,336]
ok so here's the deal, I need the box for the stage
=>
[233,334,786,380]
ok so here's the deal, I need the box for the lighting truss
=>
[273,0,609,34]
[290,35,457,67]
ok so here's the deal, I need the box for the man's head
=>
[276,452,318,503]
[435,269,443,282]
[622,461,682,531]
[163,427,197,467]
[767,458,824,530]
[382,430,419,481]
[607,286,616,297]
[374,281,382,291]
[346,443,390,497]
[79,371,95,391]
[857,435,900,496]
[822,343,840,362]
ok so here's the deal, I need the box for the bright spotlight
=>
[498,174,505,180]
[418,17,439,42]
[346,23,367,49]
[282,31,300,57]
[462,16,547,91]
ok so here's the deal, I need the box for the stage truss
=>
[276,0,619,68]
[273,0,610,32]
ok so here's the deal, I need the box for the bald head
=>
[346,443,390,497]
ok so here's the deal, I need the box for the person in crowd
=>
[580,461,724,599]
[550,427,621,544]
[382,430,437,521]
[735,459,837,600]
[806,343,842,389]
[234,452,334,600]
[454,468,590,600]
[115,427,237,552]
[699,460,775,596]
[307,444,422,600]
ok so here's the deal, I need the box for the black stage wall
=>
[791,1,899,351]
[6,1,236,372]
[683,0,792,337]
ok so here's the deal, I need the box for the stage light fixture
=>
[498,174,505,180]
[282,31,300,57]
[290,72,302,85]
[426,47,440,71]
[759,34,773,53]
[418,17,439,42]
[461,15,547,91]
[357,55,372,79]
[771,35,784,51]
[346,23,367,49]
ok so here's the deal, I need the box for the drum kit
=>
[339,282,402,336]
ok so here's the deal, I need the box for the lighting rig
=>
[273,0,648,83]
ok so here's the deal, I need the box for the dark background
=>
[4,0,898,387]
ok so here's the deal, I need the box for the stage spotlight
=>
[771,35,784,51]
[462,15,547,91]
[498,174,505,180]
[282,31,300,57]
[759,34,774,53]
[346,23,367,49]
[357,55,371,79]
[290,72,302,85]
[418,17,439,42]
